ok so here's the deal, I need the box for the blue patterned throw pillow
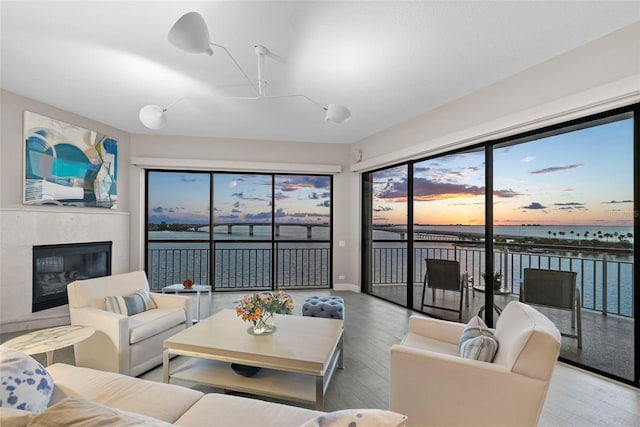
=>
[0,347,53,413]
[104,289,157,316]
[459,315,499,362]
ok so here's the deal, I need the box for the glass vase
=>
[252,312,275,335]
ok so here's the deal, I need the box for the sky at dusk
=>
[147,172,331,224]
[372,116,634,226]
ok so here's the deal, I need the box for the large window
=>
[146,171,332,291]
[362,106,638,386]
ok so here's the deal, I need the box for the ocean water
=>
[147,225,634,316]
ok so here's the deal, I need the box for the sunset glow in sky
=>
[372,116,634,226]
[147,172,331,224]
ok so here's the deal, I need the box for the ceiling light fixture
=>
[139,11,351,130]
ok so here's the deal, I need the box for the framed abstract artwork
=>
[23,111,118,209]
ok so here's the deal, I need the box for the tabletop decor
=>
[236,290,294,335]
[182,279,193,289]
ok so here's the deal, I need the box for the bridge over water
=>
[197,223,476,240]
[199,223,330,239]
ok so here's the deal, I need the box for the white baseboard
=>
[333,283,360,293]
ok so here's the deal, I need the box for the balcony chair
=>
[420,259,468,321]
[521,268,582,348]
[67,271,192,376]
[390,301,561,426]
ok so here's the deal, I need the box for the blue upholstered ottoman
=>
[302,296,345,320]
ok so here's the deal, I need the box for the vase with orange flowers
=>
[235,290,294,335]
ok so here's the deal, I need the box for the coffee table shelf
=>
[171,358,317,404]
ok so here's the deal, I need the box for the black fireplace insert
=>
[32,241,112,312]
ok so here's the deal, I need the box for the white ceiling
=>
[2,1,639,144]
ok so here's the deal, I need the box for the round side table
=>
[2,325,95,366]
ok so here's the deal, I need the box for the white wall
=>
[0,90,131,332]
[352,22,640,170]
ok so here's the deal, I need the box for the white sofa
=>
[0,362,323,426]
[390,301,561,427]
[67,271,192,376]
[1,362,409,427]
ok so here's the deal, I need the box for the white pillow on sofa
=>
[300,408,408,427]
[28,397,174,427]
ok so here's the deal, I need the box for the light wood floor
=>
[2,290,639,426]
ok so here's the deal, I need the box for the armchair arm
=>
[390,345,549,426]
[69,307,130,374]
[407,315,466,345]
[150,293,193,326]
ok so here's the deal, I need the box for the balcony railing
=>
[147,244,330,291]
[373,244,634,317]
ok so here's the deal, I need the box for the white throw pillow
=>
[28,397,174,427]
[0,348,53,413]
[300,408,408,427]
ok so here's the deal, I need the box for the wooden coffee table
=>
[162,309,343,410]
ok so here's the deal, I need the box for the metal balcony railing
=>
[372,244,634,317]
[147,243,331,291]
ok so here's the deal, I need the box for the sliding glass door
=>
[362,105,638,385]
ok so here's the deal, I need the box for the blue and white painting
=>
[23,111,117,209]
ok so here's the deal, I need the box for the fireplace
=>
[32,241,112,312]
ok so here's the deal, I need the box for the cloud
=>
[529,164,583,174]
[231,208,241,213]
[554,202,584,206]
[494,188,521,198]
[231,192,266,202]
[218,214,240,221]
[522,202,547,210]
[244,211,272,221]
[307,191,331,200]
[373,206,393,212]
[521,156,535,163]
[317,200,331,208]
[602,200,633,204]
[180,176,197,183]
[277,176,330,192]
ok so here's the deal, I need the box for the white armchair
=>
[67,271,192,376]
[390,302,561,427]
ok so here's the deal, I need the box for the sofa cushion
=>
[301,409,408,427]
[400,332,459,357]
[174,393,322,427]
[459,316,499,362]
[29,397,173,427]
[129,309,186,344]
[46,364,202,423]
[104,289,157,316]
[0,407,36,427]
[0,348,53,413]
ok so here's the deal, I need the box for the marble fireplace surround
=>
[0,208,129,333]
